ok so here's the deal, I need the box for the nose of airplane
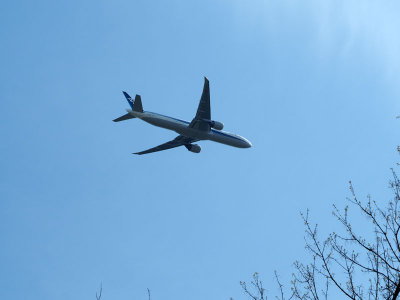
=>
[242,138,252,148]
[246,140,252,148]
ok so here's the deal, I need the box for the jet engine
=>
[185,144,201,153]
[203,119,224,130]
[210,121,224,130]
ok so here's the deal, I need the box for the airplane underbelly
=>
[208,131,248,148]
[141,115,248,148]
[143,117,186,132]
[174,127,209,139]
[176,128,246,147]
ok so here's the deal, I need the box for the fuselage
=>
[127,109,252,148]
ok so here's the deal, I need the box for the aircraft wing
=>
[189,77,211,131]
[134,135,197,155]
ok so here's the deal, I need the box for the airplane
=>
[113,77,252,155]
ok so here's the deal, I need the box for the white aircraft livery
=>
[113,77,252,155]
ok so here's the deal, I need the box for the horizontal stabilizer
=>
[113,113,136,122]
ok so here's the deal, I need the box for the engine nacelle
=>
[203,119,224,130]
[185,144,201,153]
[210,121,224,130]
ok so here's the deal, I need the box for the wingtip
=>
[204,76,209,82]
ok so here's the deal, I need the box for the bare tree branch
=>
[241,162,400,300]
[96,283,102,300]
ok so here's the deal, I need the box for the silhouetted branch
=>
[96,283,102,300]
[240,272,266,300]
[241,163,400,299]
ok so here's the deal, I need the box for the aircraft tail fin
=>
[122,91,144,112]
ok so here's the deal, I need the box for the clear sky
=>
[1,0,399,299]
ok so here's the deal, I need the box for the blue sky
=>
[1,0,399,299]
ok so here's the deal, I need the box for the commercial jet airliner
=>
[113,77,252,155]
